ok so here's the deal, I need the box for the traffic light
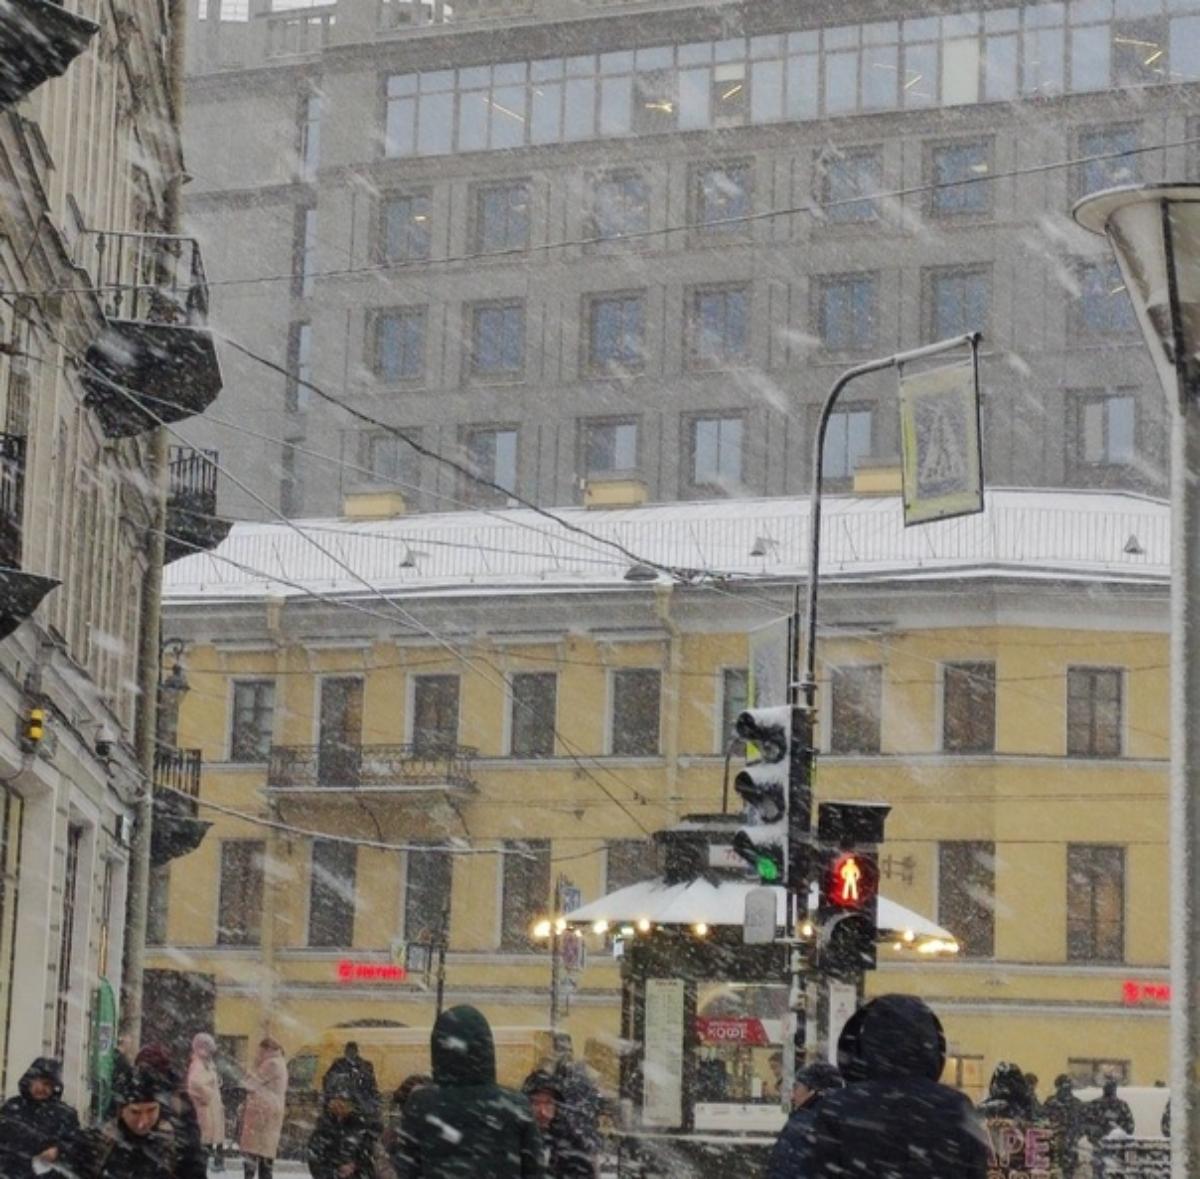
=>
[815,802,889,979]
[731,706,790,884]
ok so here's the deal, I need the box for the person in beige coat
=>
[187,1032,227,1168]
[239,1039,288,1179]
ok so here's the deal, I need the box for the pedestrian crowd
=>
[0,996,1155,1179]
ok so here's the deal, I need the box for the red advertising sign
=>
[1122,980,1170,1006]
[336,960,407,983]
[695,1017,771,1046]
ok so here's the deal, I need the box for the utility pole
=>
[434,894,449,1017]
[789,333,981,1071]
[549,874,563,1030]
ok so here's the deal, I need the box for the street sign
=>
[561,885,582,913]
[826,981,857,1065]
[561,932,587,973]
[743,886,778,944]
[898,356,983,525]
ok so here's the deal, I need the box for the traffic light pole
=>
[788,334,981,1071]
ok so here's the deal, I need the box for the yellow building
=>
[150,484,1170,1099]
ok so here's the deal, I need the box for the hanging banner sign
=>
[898,357,984,526]
[695,1016,771,1046]
[643,979,685,1127]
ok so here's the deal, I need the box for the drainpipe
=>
[653,584,681,817]
[119,0,186,1044]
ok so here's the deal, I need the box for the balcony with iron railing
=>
[268,742,478,793]
[151,745,211,866]
[77,230,223,439]
[165,446,231,565]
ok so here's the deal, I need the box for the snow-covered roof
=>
[565,877,955,948]
[163,488,1169,603]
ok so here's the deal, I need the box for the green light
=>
[757,855,781,883]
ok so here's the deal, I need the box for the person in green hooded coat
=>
[390,1006,544,1179]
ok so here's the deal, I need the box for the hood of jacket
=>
[836,994,946,1084]
[430,1005,496,1087]
[986,1062,1028,1104]
[18,1058,64,1101]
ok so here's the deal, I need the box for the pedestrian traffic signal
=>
[732,706,790,884]
[815,802,889,978]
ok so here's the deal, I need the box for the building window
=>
[693,163,752,235]
[218,841,264,946]
[689,415,744,491]
[711,64,748,125]
[463,426,518,503]
[942,663,996,754]
[1075,393,1136,468]
[821,149,882,223]
[285,322,312,414]
[294,208,317,297]
[359,428,420,491]
[720,667,749,754]
[587,293,644,373]
[1077,126,1140,197]
[412,674,460,756]
[52,827,83,1059]
[1113,19,1165,88]
[230,680,275,763]
[470,303,525,377]
[510,672,556,758]
[688,286,749,367]
[606,839,659,892]
[943,1056,987,1104]
[475,183,530,252]
[1067,667,1123,757]
[1067,844,1125,962]
[937,842,995,957]
[930,140,992,215]
[928,268,990,340]
[280,444,301,516]
[1076,258,1137,335]
[830,665,882,754]
[611,668,661,757]
[500,839,551,951]
[146,864,170,946]
[582,419,638,476]
[299,93,321,181]
[633,71,676,134]
[381,192,431,263]
[823,407,873,481]
[373,308,426,382]
[308,839,356,949]
[405,844,452,942]
[1068,1059,1130,1088]
[819,274,877,351]
[591,172,650,242]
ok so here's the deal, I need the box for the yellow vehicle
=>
[288,1021,565,1097]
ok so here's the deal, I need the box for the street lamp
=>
[1073,184,1200,1179]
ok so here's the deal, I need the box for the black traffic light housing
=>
[815,801,890,979]
[731,706,790,884]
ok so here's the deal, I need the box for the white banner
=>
[898,358,984,525]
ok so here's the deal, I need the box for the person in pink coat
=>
[187,1032,227,1168]
[239,1039,289,1179]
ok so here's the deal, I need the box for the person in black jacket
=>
[392,1005,544,1179]
[322,1044,380,1121]
[307,1082,379,1179]
[806,994,990,1178]
[764,1061,843,1179]
[0,1058,80,1179]
[522,1070,595,1179]
[133,1043,207,1179]
[1042,1074,1086,1174]
[1085,1078,1135,1142]
[64,1069,180,1179]
[977,1062,1038,1121]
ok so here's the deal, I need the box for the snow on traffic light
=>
[731,706,790,884]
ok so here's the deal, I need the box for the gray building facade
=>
[180,0,1200,520]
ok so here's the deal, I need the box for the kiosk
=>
[566,817,956,1179]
